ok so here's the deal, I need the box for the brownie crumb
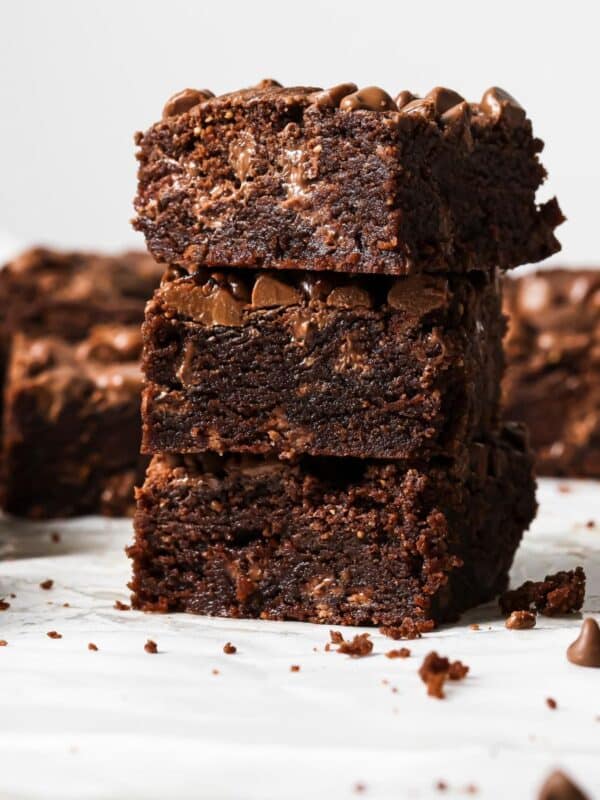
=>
[386,648,411,659]
[500,567,585,616]
[88,643,98,652]
[418,651,470,699]
[39,579,54,590]
[144,639,158,654]
[0,600,10,611]
[0,640,7,646]
[290,664,301,672]
[114,600,131,611]
[546,697,557,710]
[354,782,366,794]
[505,610,537,630]
[223,642,237,654]
[558,484,571,494]
[465,785,478,795]
[50,531,61,543]
[47,631,62,639]
[586,520,596,529]
[379,618,434,640]
[212,668,220,675]
[436,780,448,791]
[63,602,70,608]
[470,624,480,631]
[329,630,373,657]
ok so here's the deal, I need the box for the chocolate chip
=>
[424,86,465,115]
[340,86,396,112]
[538,770,590,800]
[440,100,472,128]
[311,82,358,108]
[144,639,158,654]
[162,88,214,119]
[398,97,434,118]
[251,274,302,308]
[480,86,525,127]
[326,285,372,309]
[394,90,417,110]
[160,283,244,327]
[566,618,600,668]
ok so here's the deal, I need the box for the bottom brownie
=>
[2,326,146,518]
[129,425,536,628]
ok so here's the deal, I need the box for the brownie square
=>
[134,82,562,277]
[142,268,504,461]
[504,268,600,477]
[129,424,536,629]
[2,325,146,518]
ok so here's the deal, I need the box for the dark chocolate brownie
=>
[2,326,146,518]
[503,269,600,477]
[0,247,161,350]
[134,81,562,277]
[142,267,504,460]
[129,424,537,628]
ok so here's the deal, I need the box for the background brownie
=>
[134,81,562,277]
[129,424,536,628]
[142,268,504,460]
[3,326,146,518]
[503,269,600,477]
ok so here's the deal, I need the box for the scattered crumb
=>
[464,785,478,795]
[436,780,448,791]
[379,618,434,640]
[47,631,62,639]
[546,697,557,710]
[63,602,70,608]
[50,531,61,543]
[0,600,10,611]
[328,630,373,657]
[290,664,301,672]
[0,640,7,646]
[88,643,98,652]
[144,639,158,654]
[39,579,53,590]
[114,600,130,611]
[470,624,480,631]
[9,593,15,599]
[558,484,571,493]
[391,686,398,694]
[418,651,470,699]
[223,642,237,655]
[505,610,537,630]
[212,668,220,675]
[586,520,596,529]
[500,567,585,616]
[386,648,411,659]
[381,679,389,686]
[353,782,366,794]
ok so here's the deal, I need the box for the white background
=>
[0,0,598,263]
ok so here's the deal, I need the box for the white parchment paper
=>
[0,478,599,800]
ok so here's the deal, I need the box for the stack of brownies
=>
[128,80,563,631]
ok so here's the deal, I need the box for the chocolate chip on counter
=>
[340,86,396,112]
[566,618,600,668]
[537,769,590,800]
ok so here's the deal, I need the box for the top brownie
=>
[134,80,563,277]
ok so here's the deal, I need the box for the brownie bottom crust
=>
[129,425,536,629]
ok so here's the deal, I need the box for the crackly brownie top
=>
[10,325,143,413]
[505,269,600,364]
[1,247,162,304]
[153,267,496,328]
[159,79,528,130]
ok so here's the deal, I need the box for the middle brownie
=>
[142,267,503,460]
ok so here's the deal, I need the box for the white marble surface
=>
[0,478,599,800]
